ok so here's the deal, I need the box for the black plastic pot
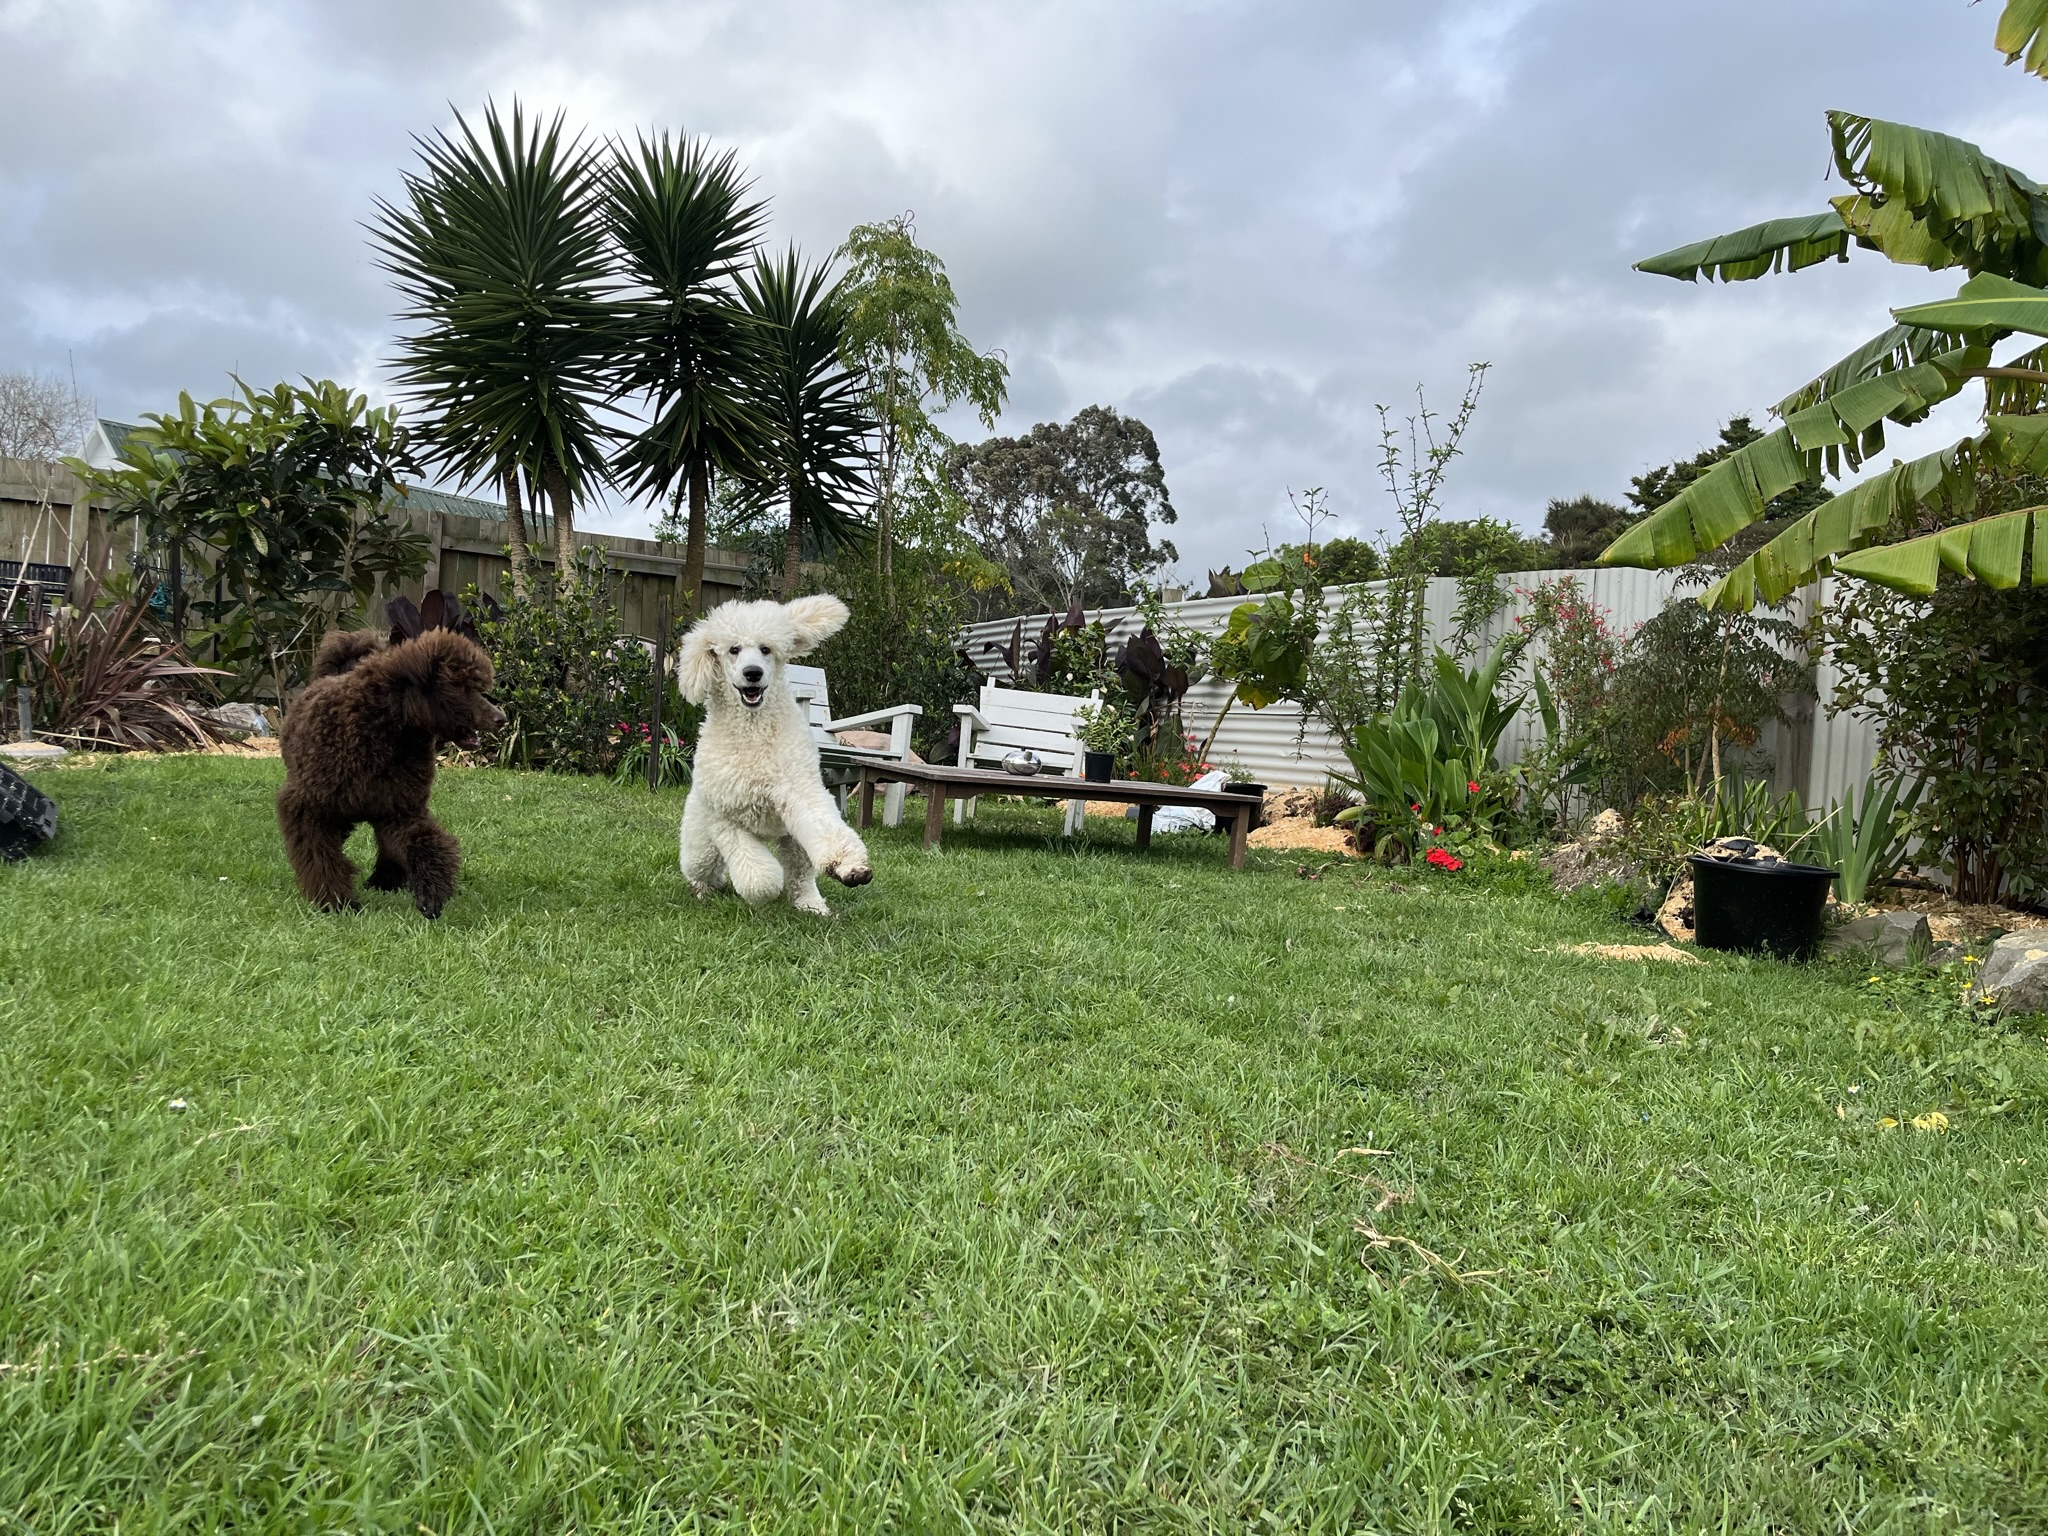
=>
[1688,854,1838,960]
[1221,781,1267,831]
[1083,750,1115,783]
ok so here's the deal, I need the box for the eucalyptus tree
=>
[836,214,1007,607]
[731,250,872,599]
[1602,0,2048,605]
[604,131,770,616]
[373,101,617,597]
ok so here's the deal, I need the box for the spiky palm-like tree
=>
[1601,0,2048,605]
[732,250,873,599]
[605,131,770,617]
[372,101,616,597]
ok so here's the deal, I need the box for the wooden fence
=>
[0,456,754,639]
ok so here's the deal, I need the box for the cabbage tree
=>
[1600,0,2048,604]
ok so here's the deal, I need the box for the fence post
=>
[648,593,669,791]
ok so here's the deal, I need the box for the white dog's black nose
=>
[742,665,764,684]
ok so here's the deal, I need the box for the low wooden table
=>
[852,762,1258,869]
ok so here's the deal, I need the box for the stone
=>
[0,741,67,761]
[1970,929,2048,1016]
[192,702,271,737]
[1541,839,1642,896]
[1655,872,1695,942]
[1824,910,1932,967]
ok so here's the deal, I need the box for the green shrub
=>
[807,547,980,760]
[1822,570,2048,903]
[471,553,668,775]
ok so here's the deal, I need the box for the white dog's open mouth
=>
[736,684,767,708]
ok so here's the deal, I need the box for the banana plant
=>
[1602,0,2048,604]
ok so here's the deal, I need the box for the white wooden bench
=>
[953,683,1097,835]
[787,664,922,827]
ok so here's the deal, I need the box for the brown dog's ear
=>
[387,594,423,645]
[784,593,850,655]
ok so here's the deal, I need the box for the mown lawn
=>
[3,754,2046,1533]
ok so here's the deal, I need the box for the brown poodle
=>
[276,627,504,917]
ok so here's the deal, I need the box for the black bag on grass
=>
[0,762,57,862]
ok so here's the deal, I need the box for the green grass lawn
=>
[4,756,2047,1533]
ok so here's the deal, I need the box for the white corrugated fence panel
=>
[960,569,1883,802]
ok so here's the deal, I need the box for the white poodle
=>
[677,594,874,915]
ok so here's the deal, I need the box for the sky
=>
[4,0,2047,579]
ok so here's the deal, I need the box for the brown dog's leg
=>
[367,823,409,892]
[389,814,461,919]
[278,787,360,911]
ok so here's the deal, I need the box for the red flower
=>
[1467,780,1480,795]
[1424,847,1464,872]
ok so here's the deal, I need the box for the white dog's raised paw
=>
[827,860,872,887]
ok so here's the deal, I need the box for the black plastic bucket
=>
[1688,854,1838,960]
[1221,781,1266,830]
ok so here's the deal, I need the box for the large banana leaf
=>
[1634,213,1850,283]
[1828,112,2048,279]
[1998,0,2048,80]
[1773,322,1996,419]
[1697,415,2048,609]
[1829,506,2048,594]
[1637,112,2048,288]
[1894,270,2048,334]
[1597,346,1984,570]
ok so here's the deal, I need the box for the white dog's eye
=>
[760,645,772,656]
[727,645,740,655]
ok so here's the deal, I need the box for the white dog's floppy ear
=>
[678,632,721,705]
[783,593,851,655]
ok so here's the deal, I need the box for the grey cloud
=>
[3,0,2042,565]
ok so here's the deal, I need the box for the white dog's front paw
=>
[791,890,833,917]
[826,856,872,887]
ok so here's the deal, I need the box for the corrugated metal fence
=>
[959,570,1882,811]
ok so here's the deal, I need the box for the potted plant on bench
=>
[1073,699,1132,783]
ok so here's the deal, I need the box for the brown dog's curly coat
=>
[276,628,505,917]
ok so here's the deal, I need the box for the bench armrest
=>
[824,703,923,732]
[953,704,991,730]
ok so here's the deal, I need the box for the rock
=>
[1584,808,1626,845]
[1824,910,1931,967]
[1541,839,1642,896]
[192,702,271,737]
[1970,929,2048,1015]
[1655,872,1695,942]
[0,740,66,761]
[1266,787,1322,823]
[832,730,924,763]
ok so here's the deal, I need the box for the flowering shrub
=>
[611,720,693,788]
[1131,728,1212,787]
